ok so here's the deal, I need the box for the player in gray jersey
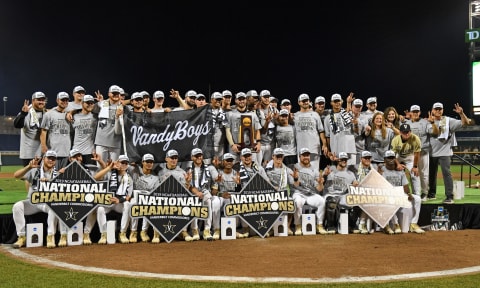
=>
[291,148,327,235]
[71,95,97,165]
[14,92,47,166]
[67,85,86,112]
[294,94,327,172]
[12,150,58,248]
[258,90,277,166]
[273,109,297,166]
[380,150,424,234]
[427,102,471,204]
[404,105,438,200]
[210,92,228,163]
[40,92,71,169]
[349,98,368,164]
[128,153,162,243]
[354,151,376,234]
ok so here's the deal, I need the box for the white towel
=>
[29,105,40,128]
[98,100,110,119]
[437,116,450,140]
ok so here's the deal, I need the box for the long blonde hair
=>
[370,112,387,139]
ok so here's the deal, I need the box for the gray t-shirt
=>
[365,128,394,162]
[292,163,320,196]
[17,110,44,159]
[72,112,97,155]
[429,116,462,157]
[93,100,122,149]
[294,111,324,154]
[41,108,71,157]
[226,109,262,144]
[380,166,408,187]
[406,118,432,152]
[274,125,297,156]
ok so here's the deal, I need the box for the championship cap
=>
[315,96,325,104]
[32,92,46,99]
[246,90,259,98]
[279,109,289,116]
[166,150,178,158]
[273,148,284,156]
[260,90,271,97]
[433,102,443,109]
[212,92,223,99]
[269,96,278,102]
[191,148,203,156]
[353,99,363,106]
[400,123,411,133]
[131,92,143,100]
[361,151,372,158]
[338,152,349,160]
[410,105,420,112]
[235,92,247,99]
[109,85,121,93]
[241,148,252,156]
[384,150,396,158]
[300,148,311,155]
[119,87,125,95]
[44,150,57,158]
[118,155,129,162]
[140,91,150,98]
[142,153,154,161]
[185,90,197,98]
[223,153,235,160]
[73,86,86,93]
[331,94,342,101]
[57,92,69,100]
[82,95,95,102]
[222,90,233,97]
[153,91,165,98]
[195,93,206,99]
[298,94,309,102]
[69,149,81,158]
[281,99,291,105]
[366,97,377,104]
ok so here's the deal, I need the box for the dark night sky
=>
[0,1,472,118]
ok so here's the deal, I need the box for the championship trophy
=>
[431,206,450,231]
[239,115,255,149]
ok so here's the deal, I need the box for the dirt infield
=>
[4,230,480,280]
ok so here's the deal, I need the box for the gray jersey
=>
[93,100,121,149]
[274,125,297,156]
[66,102,82,112]
[406,118,432,152]
[212,108,227,148]
[429,116,462,157]
[129,166,160,192]
[218,170,240,193]
[324,111,356,154]
[380,167,408,187]
[226,109,262,144]
[159,166,187,186]
[41,109,71,157]
[72,112,97,155]
[294,110,323,154]
[16,110,45,159]
[325,169,356,195]
[265,164,294,191]
[23,167,56,198]
[259,107,275,145]
[365,128,394,162]
[292,163,320,196]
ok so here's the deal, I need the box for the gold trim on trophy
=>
[239,115,255,149]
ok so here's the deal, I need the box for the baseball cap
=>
[315,96,325,104]
[166,150,178,158]
[410,105,420,112]
[366,97,377,104]
[109,85,121,93]
[400,123,411,133]
[298,94,309,102]
[82,95,95,102]
[131,92,143,100]
[338,152,349,160]
[44,150,57,158]
[191,148,203,156]
[353,99,363,106]
[281,99,291,105]
[246,90,259,98]
[223,153,235,160]
[57,92,69,100]
[119,87,125,95]
[361,151,372,158]
[222,90,233,97]
[32,92,46,99]
[300,148,311,155]
[195,93,206,100]
[433,102,443,109]
[142,153,155,161]
[73,86,86,93]
[69,149,81,158]
[384,150,396,158]
[118,155,129,162]
[331,94,342,101]
[153,91,165,98]
[260,90,271,97]
[273,148,284,156]
[235,92,246,99]
[269,96,278,102]
[140,91,150,98]
[241,148,252,156]
[185,90,197,98]
[212,92,223,99]
[279,109,289,116]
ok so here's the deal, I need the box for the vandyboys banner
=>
[123,106,214,163]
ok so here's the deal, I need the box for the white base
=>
[273,215,288,236]
[26,223,43,248]
[221,217,236,240]
[107,220,116,244]
[338,212,349,234]
[302,214,316,235]
[67,222,83,246]
[397,208,413,233]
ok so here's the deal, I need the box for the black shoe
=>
[443,198,454,204]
